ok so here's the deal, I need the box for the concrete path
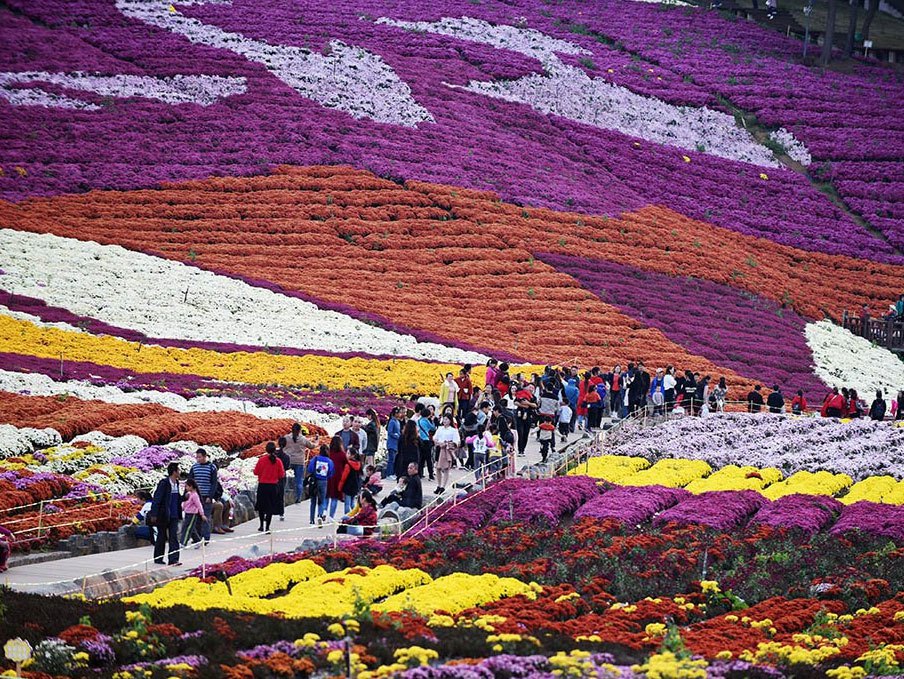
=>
[3,427,598,596]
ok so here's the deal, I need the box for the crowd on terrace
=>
[121,358,904,568]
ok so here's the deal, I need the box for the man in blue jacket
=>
[150,462,183,566]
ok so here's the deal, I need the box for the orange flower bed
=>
[0,391,308,452]
[4,165,903,382]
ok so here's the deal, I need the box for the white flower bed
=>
[0,71,246,110]
[805,320,904,399]
[116,0,432,126]
[378,17,808,167]
[607,412,904,480]
[0,424,62,459]
[0,369,343,434]
[0,229,486,364]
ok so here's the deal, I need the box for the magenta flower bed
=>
[488,476,599,526]
[574,485,689,526]
[572,0,904,251]
[830,501,904,542]
[537,253,828,400]
[750,494,842,535]
[1,0,899,263]
[654,490,767,531]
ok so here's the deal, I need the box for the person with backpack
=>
[306,444,334,527]
[869,390,887,421]
[340,444,363,514]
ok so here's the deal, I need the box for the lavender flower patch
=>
[0,0,897,262]
[654,490,766,531]
[574,485,689,526]
[607,414,904,481]
[751,494,842,535]
[537,253,828,401]
[830,501,904,543]
[488,476,599,526]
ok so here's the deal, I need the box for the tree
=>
[822,0,839,65]
[861,0,880,42]
[845,0,860,56]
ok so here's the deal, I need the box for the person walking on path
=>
[433,413,459,495]
[284,422,315,504]
[514,384,538,456]
[385,407,402,480]
[253,442,285,533]
[180,478,207,548]
[417,407,436,480]
[188,448,217,546]
[326,435,349,519]
[306,444,334,526]
[150,462,183,566]
[275,437,291,521]
[363,408,380,468]
[396,420,420,480]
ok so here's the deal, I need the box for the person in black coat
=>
[400,462,423,509]
[150,462,183,566]
[766,385,785,414]
[869,390,887,421]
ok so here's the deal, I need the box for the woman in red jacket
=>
[253,442,285,533]
[326,434,348,520]
[576,372,591,431]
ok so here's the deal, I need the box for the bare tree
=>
[822,0,839,65]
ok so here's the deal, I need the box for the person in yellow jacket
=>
[440,372,460,416]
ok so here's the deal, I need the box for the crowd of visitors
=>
[137,357,904,566]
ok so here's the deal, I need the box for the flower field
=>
[3,475,904,678]
[2,0,904,675]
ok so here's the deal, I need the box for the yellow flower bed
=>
[684,465,782,494]
[568,455,649,482]
[761,471,853,500]
[372,573,536,615]
[620,459,712,488]
[841,476,899,505]
[881,481,904,505]
[0,315,543,394]
[125,562,431,618]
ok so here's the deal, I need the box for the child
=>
[466,425,495,481]
[134,489,155,542]
[557,402,572,440]
[488,423,504,477]
[181,478,207,548]
[363,464,383,496]
[538,416,556,463]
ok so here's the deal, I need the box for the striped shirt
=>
[189,462,216,498]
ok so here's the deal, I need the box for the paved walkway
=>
[3,428,594,596]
